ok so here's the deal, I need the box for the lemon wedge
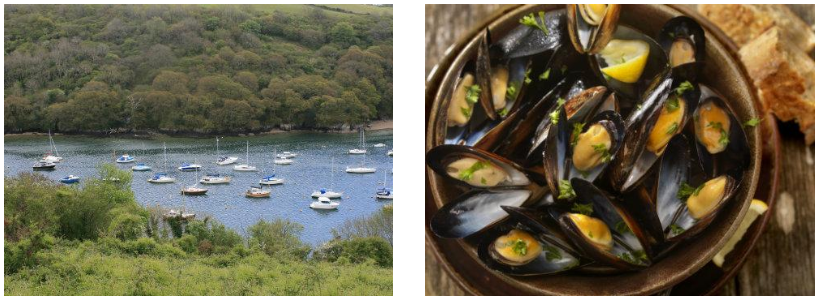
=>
[712,199,769,268]
[599,39,650,84]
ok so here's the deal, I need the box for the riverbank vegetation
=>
[4,4,392,134]
[4,165,393,295]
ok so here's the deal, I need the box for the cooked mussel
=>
[478,221,581,276]
[566,4,620,54]
[493,9,567,59]
[427,145,531,188]
[430,189,532,239]
[693,85,751,180]
[556,179,651,270]
[657,16,705,81]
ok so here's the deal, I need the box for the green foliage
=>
[314,237,392,268]
[332,204,392,244]
[4,5,392,134]
[107,213,145,241]
[4,230,55,274]
[248,219,311,260]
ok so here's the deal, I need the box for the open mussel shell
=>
[501,205,579,255]
[556,179,651,270]
[657,136,740,242]
[609,77,700,193]
[692,85,750,182]
[492,9,566,59]
[477,220,581,276]
[566,4,620,54]
[565,110,626,183]
[657,16,705,82]
[426,145,531,188]
[590,25,670,100]
[430,189,532,239]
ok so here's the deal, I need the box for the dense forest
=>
[4,4,393,134]
[4,165,393,295]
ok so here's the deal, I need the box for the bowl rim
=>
[425,4,764,295]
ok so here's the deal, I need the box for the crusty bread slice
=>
[699,4,815,54]
[739,27,815,144]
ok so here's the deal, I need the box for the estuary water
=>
[4,130,393,246]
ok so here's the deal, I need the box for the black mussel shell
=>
[692,85,751,182]
[556,179,651,270]
[492,9,566,59]
[430,189,532,239]
[657,16,705,82]
[426,145,531,188]
[566,4,620,54]
[565,110,626,182]
[477,221,581,276]
[501,205,579,255]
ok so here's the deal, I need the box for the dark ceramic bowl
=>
[425,4,764,295]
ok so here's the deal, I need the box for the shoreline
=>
[4,120,393,138]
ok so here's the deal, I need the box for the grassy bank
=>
[4,241,391,295]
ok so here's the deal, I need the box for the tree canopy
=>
[4,4,393,134]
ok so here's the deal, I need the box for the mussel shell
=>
[693,85,751,182]
[430,189,532,239]
[565,110,626,183]
[475,30,498,121]
[501,205,579,255]
[608,76,699,193]
[426,145,531,188]
[556,179,651,270]
[492,9,566,59]
[590,25,670,100]
[657,16,705,82]
[477,221,581,276]
[566,4,621,54]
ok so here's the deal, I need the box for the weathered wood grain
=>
[425,4,815,296]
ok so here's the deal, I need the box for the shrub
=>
[4,230,55,274]
[314,237,392,268]
[108,213,146,240]
[185,219,242,254]
[177,234,198,253]
[248,219,311,259]
[198,239,214,255]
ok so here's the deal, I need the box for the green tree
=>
[248,219,311,259]
[329,22,357,47]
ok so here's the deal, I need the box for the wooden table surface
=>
[425,4,815,296]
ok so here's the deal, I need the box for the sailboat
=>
[233,141,257,171]
[215,137,238,165]
[349,127,367,154]
[261,148,285,185]
[148,143,176,183]
[375,169,393,200]
[346,148,376,174]
[40,130,63,163]
[310,197,339,210]
[245,186,271,198]
[311,157,343,198]
[273,147,293,165]
[181,162,208,195]
[132,143,152,171]
[200,173,231,184]
[277,151,297,159]
[115,152,135,163]
[387,149,393,156]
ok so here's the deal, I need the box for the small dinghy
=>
[59,175,80,184]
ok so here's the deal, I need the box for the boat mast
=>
[216,137,220,157]
[331,157,335,190]
[273,147,277,173]
[245,141,250,165]
[163,142,168,172]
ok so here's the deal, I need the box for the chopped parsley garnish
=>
[506,83,518,100]
[615,220,632,234]
[592,143,612,163]
[558,179,577,200]
[458,160,489,181]
[519,11,549,35]
[618,250,648,265]
[480,177,487,185]
[539,68,551,80]
[665,122,679,135]
[498,107,509,117]
[465,84,481,104]
[557,97,566,106]
[677,182,704,200]
[460,107,471,119]
[674,81,694,95]
[743,118,762,128]
[571,122,586,147]
[549,97,567,125]
[635,102,643,111]
[571,202,593,216]
[510,238,528,256]
[544,245,562,261]
[587,231,594,238]
[524,68,532,84]
[666,96,680,112]
[670,224,685,235]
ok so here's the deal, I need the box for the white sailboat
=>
[346,148,376,174]
[261,148,285,185]
[40,130,63,163]
[233,141,257,172]
[349,127,367,154]
[200,173,231,184]
[148,143,176,183]
[273,148,293,165]
[215,137,238,165]
[181,162,208,195]
[310,197,339,210]
[375,169,393,200]
[312,157,343,198]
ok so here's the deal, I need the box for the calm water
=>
[4,131,393,246]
